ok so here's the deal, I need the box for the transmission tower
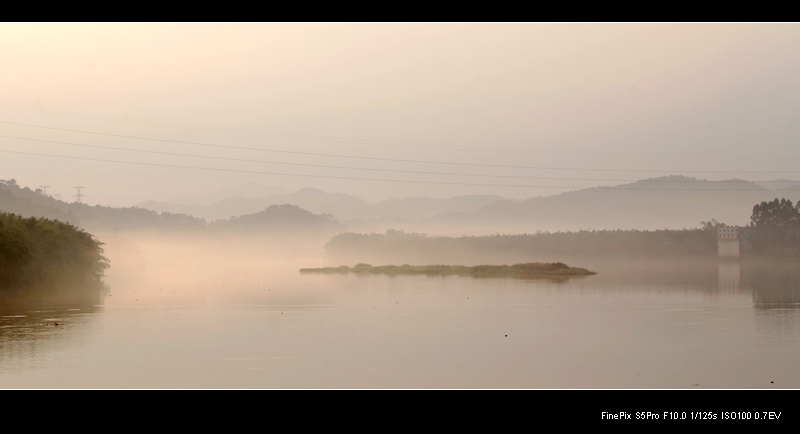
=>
[39,186,50,196]
[73,186,84,203]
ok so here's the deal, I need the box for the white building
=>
[718,226,749,258]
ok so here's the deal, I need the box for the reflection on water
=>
[0,284,108,314]
[714,260,800,347]
[0,283,107,378]
[748,260,800,306]
[718,260,742,294]
[2,255,800,388]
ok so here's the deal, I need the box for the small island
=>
[300,262,596,279]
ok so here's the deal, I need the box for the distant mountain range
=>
[167,183,289,206]
[137,186,508,223]
[754,179,800,191]
[428,176,800,233]
[5,176,800,236]
[0,180,339,235]
[136,177,800,234]
[216,204,343,234]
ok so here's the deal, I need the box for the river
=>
[1,238,799,389]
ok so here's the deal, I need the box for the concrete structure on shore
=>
[718,226,750,258]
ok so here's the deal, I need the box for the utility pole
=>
[73,186,84,203]
[39,186,50,196]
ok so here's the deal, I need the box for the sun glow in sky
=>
[2,23,800,206]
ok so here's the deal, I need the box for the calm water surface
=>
[1,253,799,389]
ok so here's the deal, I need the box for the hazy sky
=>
[2,22,800,206]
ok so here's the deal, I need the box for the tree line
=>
[324,228,720,265]
[324,198,800,264]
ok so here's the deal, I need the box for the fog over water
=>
[3,235,800,389]
[3,23,800,391]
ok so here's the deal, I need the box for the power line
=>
[0,149,587,188]
[0,148,790,191]
[0,106,797,159]
[4,134,799,184]
[0,134,714,183]
[0,104,460,150]
[2,121,799,174]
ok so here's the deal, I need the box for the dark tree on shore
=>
[751,198,800,228]
[750,198,800,254]
[0,212,109,289]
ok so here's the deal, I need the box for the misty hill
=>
[11,175,800,236]
[375,195,509,220]
[0,179,206,232]
[755,179,800,191]
[137,187,508,223]
[167,183,288,206]
[212,204,343,234]
[139,187,368,221]
[0,183,78,225]
[0,180,341,234]
[430,176,800,233]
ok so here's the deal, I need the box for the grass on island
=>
[299,262,596,279]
